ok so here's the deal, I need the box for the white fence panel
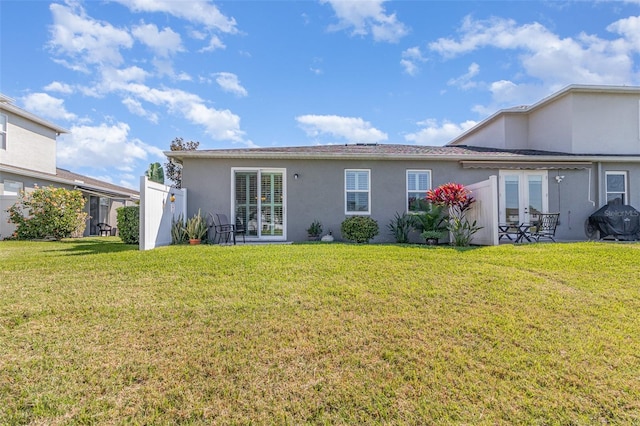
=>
[0,195,18,240]
[467,175,499,246]
[139,176,187,250]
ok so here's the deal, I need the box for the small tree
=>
[165,137,199,188]
[427,182,482,246]
[145,162,165,184]
[7,186,87,240]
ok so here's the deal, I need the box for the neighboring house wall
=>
[1,111,58,174]
[0,195,17,239]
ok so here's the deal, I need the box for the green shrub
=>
[117,206,139,245]
[388,212,413,243]
[7,186,87,240]
[341,216,379,243]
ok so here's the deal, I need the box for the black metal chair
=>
[234,216,246,243]
[214,213,236,245]
[530,213,560,242]
[96,223,112,237]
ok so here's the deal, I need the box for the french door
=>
[233,169,285,240]
[499,171,548,225]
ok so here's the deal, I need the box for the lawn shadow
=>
[43,237,138,256]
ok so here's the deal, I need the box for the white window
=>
[345,169,370,214]
[0,114,7,150]
[407,170,431,212]
[3,180,23,196]
[606,171,627,205]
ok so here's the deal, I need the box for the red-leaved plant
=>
[426,182,481,246]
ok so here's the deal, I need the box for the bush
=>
[7,186,87,240]
[117,206,139,245]
[388,212,413,243]
[341,216,379,243]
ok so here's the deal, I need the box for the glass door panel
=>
[260,172,284,237]
[235,171,258,237]
[504,175,520,224]
[526,175,543,223]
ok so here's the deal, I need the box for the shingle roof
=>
[1,163,138,198]
[166,143,581,161]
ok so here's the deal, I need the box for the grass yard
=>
[1,239,639,424]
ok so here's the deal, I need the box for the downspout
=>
[587,167,595,207]
[596,162,602,207]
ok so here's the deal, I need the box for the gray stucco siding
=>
[181,157,498,243]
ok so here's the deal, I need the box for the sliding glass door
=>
[233,169,285,239]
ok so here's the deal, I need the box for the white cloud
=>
[401,46,426,76]
[296,114,388,143]
[215,72,248,97]
[199,35,226,52]
[112,0,238,33]
[57,122,163,172]
[428,14,640,112]
[120,85,246,142]
[321,0,409,43]
[44,81,74,94]
[48,2,133,68]
[122,97,159,123]
[607,15,640,53]
[447,62,480,90]
[404,119,477,145]
[132,22,184,57]
[21,93,77,122]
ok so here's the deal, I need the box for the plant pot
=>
[307,235,320,241]
[189,238,201,245]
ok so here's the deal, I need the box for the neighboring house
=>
[0,94,139,239]
[166,84,640,244]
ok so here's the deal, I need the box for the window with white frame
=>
[0,113,7,150]
[606,171,627,205]
[407,170,431,212]
[3,180,23,195]
[345,169,370,214]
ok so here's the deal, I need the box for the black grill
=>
[587,204,640,241]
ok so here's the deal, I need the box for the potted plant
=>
[185,209,208,244]
[306,219,323,241]
[421,229,445,245]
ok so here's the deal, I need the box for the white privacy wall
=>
[466,175,499,246]
[139,176,187,250]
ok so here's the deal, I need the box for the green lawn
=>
[1,239,639,424]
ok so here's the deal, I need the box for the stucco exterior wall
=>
[571,93,640,154]
[528,94,573,153]
[1,111,58,174]
[183,157,502,243]
[454,116,507,149]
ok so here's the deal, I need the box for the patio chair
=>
[234,216,247,243]
[530,213,560,242]
[214,213,236,245]
[97,222,112,237]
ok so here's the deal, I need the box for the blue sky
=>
[2,0,640,190]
